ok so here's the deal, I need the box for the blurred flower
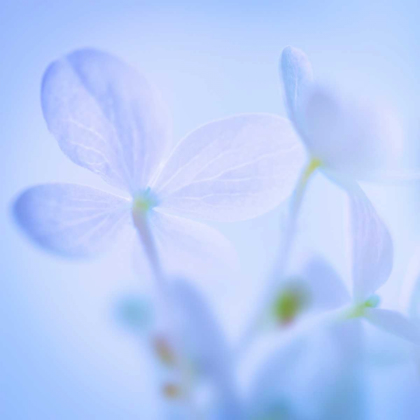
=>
[238,47,408,350]
[281,46,402,181]
[13,48,304,281]
[244,320,366,420]
[116,279,243,419]
[243,181,419,362]
[117,281,366,420]
[274,46,403,281]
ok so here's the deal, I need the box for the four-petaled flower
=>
[14,48,305,283]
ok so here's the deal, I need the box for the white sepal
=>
[14,183,131,257]
[153,114,305,222]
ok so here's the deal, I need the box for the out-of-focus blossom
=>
[271,46,403,283]
[117,279,243,419]
[253,182,419,348]
[118,281,366,420]
[13,48,304,281]
[281,46,402,181]
[244,320,366,420]
[241,46,409,347]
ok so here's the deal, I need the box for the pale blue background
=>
[2,0,420,418]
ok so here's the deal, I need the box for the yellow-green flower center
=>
[272,281,310,325]
[132,188,159,215]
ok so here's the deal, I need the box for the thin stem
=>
[133,211,168,302]
[275,157,321,278]
[133,211,201,418]
[235,158,321,357]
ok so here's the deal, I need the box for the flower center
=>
[132,188,159,215]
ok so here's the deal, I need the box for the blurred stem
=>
[235,158,321,358]
[276,157,321,278]
[133,211,201,418]
[133,211,169,307]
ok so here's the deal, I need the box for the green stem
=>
[276,157,321,278]
[133,211,168,301]
[235,158,321,357]
[133,211,201,418]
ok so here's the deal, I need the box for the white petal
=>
[280,46,313,125]
[301,256,350,312]
[300,85,403,178]
[42,49,171,192]
[346,183,393,301]
[170,280,242,417]
[246,320,364,419]
[152,114,305,222]
[14,183,131,257]
[365,309,420,345]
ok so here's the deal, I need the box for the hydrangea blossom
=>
[117,279,243,419]
[117,280,364,420]
[14,48,305,284]
[237,46,405,352]
[281,46,402,182]
[277,46,403,272]
[242,182,419,356]
[244,320,365,420]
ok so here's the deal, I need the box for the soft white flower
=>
[14,48,304,282]
[237,46,405,355]
[244,320,365,420]
[246,182,419,354]
[117,279,243,419]
[118,280,364,420]
[273,46,403,280]
[277,183,420,344]
[281,46,403,181]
